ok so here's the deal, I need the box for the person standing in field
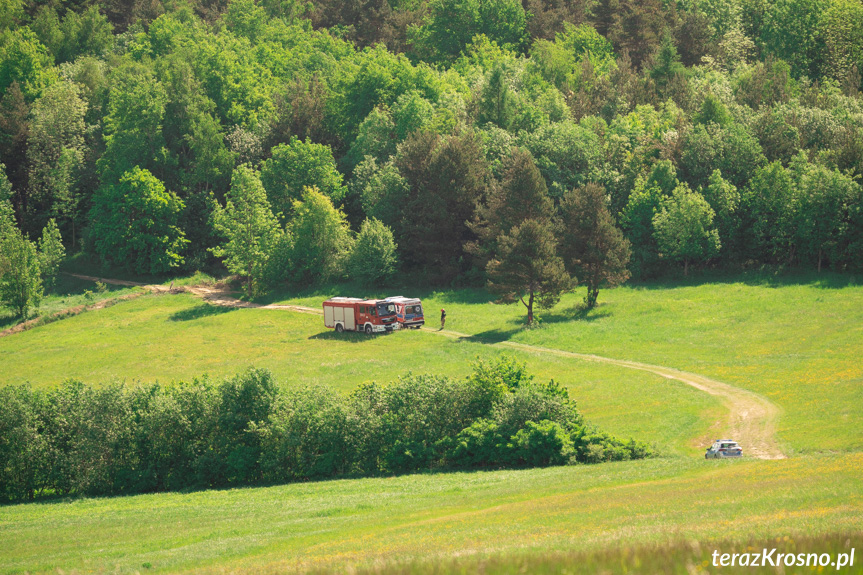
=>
[440,308,446,330]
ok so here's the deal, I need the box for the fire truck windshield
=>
[377,303,396,315]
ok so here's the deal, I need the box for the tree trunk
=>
[527,290,534,325]
[684,259,689,276]
[586,285,599,309]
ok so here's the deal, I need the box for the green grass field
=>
[0,272,141,331]
[0,292,721,456]
[1,454,861,574]
[1,271,861,573]
[266,272,863,454]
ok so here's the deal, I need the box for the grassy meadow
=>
[0,272,141,331]
[1,270,862,573]
[1,454,861,574]
[0,291,721,457]
[267,272,863,454]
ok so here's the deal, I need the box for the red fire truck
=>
[384,296,424,329]
[323,297,399,334]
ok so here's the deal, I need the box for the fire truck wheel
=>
[365,324,373,335]
[335,323,344,333]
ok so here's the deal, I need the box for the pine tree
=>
[559,183,631,309]
[477,148,571,324]
[488,219,571,325]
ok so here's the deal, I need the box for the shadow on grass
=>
[459,327,522,344]
[169,304,237,322]
[308,330,397,342]
[540,303,613,325]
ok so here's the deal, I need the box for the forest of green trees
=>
[2,0,863,319]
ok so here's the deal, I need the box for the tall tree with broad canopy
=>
[559,183,631,309]
[652,184,721,275]
[792,162,860,272]
[408,0,528,63]
[287,186,353,284]
[487,219,571,325]
[395,129,490,281]
[470,147,553,263]
[26,80,87,245]
[260,137,347,223]
[89,167,188,275]
[477,148,570,324]
[348,218,399,286]
[211,165,282,297]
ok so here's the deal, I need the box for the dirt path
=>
[424,327,785,460]
[58,273,787,459]
[63,273,322,315]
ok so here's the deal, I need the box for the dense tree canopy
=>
[1,0,862,308]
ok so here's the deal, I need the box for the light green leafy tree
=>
[0,191,42,318]
[409,0,528,63]
[287,187,353,284]
[211,165,283,298]
[37,218,64,290]
[27,81,87,245]
[348,218,399,286]
[792,163,860,271]
[760,0,825,77]
[701,169,740,256]
[0,228,42,318]
[89,167,187,275]
[652,184,721,275]
[0,0,25,31]
[0,27,58,101]
[260,137,347,222]
[820,0,863,86]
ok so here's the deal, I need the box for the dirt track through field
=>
[427,327,786,460]
[59,273,787,460]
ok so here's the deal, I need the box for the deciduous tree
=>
[37,219,64,290]
[260,137,347,222]
[347,218,398,286]
[286,187,353,284]
[89,167,188,275]
[652,184,721,275]
[211,165,282,297]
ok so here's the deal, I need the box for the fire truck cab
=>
[323,297,399,334]
[384,296,424,329]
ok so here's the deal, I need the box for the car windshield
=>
[377,303,396,315]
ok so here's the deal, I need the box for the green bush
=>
[0,359,651,503]
[347,218,399,286]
